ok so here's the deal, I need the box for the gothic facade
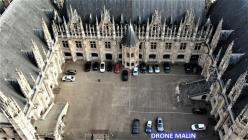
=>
[0,0,247,140]
[54,7,210,69]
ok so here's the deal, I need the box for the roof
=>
[34,103,68,137]
[122,24,139,47]
[232,86,248,119]
[65,0,206,24]
[0,0,53,109]
[179,79,210,97]
[209,0,248,83]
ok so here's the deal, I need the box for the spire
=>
[42,18,54,48]
[122,23,139,47]
[145,18,150,39]
[63,16,70,37]
[15,68,32,99]
[184,9,195,26]
[218,41,234,77]
[0,91,21,118]
[210,19,223,53]
[79,17,85,38]
[120,14,124,24]
[151,9,161,25]
[112,16,116,39]
[100,6,111,25]
[96,16,100,38]
[213,48,222,67]
[228,71,247,104]
[31,40,45,69]
[193,18,200,40]
[0,91,37,140]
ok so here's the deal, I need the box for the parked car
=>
[145,120,152,133]
[191,124,206,131]
[156,117,164,132]
[132,67,139,76]
[163,62,171,73]
[62,75,75,82]
[184,63,193,74]
[154,65,160,73]
[184,63,202,74]
[92,62,99,71]
[84,62,91,72]
[106,63,113,72]
[65,69,77,75]
[139,62,147,73]
[132,119,140,134]
[148,65,154,73]
[192,107,207,115]
[114,63,121,73]
[100,62,105,72]
[121,70,129,81]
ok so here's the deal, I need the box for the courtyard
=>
[55,61,219,140]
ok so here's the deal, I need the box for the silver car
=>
[148,65,153,73]
[157,117,164,132]
[62,75,75,82]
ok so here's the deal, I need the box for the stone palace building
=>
[0,0,247,140]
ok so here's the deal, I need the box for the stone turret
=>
[122,23,139,69]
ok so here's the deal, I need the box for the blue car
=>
[145,120,152,133]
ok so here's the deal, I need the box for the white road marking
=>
[140,73,199,77]
[128,72,132,115]
[129,110,193,115]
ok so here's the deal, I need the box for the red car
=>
[114,63,121,73]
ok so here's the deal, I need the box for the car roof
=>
[147,120,152,125]
[198,124,205,127]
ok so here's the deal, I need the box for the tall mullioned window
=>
[194,43,201,50]
[180,43,187,50]
[90,41,96,48]
[151,42,157,50]
[165,43,172,50]
[75,41,82,48]
[62,41,69,48]
[105,42,111,49]
[139,42,143,50]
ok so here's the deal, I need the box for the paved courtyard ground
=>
[55,61,219,140]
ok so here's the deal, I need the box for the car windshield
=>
[101,64,104,68]
[195,124,199,129]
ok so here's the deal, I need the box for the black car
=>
[92,62,99,71]
[132,119,140,134]
[163,62,171,73]
[139,62,147,73]
[65,69,77,75]
[122,70,129,81]
[184,63,202,74]
[192,107,207,115]
[106,63,113,72]
[84,62,91,72]
[184,63,193,74]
